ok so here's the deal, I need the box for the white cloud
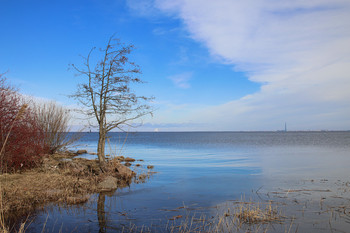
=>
[150,0,350,130]
[168,72,193,89]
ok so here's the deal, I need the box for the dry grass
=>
[233,200,283,225]
[0,152,138,232]
[1,171,93,215]
[164,200,287,233]
[210,200,285,233]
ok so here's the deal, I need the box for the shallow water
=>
[28,131,350,232]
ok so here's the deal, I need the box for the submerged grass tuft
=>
[234,200,283,224]
[163,199,286,233]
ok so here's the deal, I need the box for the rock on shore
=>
[97,176,119,192]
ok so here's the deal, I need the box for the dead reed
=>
[0,152,138,232]
[1,168,95,220]
[163,199,286,233]
[233,200,283,224]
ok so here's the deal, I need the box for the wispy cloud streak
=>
[168,72,193,89]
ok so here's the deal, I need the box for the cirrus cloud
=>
[168,71,193,89]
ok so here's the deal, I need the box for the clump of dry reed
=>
[164,199,286,233]
[209,200,285,233]
[234,200,282,224]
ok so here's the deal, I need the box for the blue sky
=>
[1,0,350,131]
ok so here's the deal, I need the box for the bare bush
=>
[33,101,78,154]
[0,74,49,172]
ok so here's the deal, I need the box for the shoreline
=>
[1,146,350,232]
[2,165,350,232]
[0,151,153,231]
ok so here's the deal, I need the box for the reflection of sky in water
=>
[258,145,350,179]
[29,132,350,232]
[75,131,350,182]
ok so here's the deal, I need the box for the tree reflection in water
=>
[97,193,106,233]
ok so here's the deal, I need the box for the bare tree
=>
[70,36,153,168]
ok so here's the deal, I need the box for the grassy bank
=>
[0,151,151,232]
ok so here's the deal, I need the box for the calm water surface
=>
[29,132,350,232]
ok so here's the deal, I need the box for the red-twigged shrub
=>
[0,75,49,172]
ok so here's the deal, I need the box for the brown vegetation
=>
[169,202,285,233]
[0,152,140,231]
[120,200,287,233]
[0,74,49,172]
[1,74,78,173]
[232,200,283,225]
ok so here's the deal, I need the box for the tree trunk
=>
[97,126,106,168]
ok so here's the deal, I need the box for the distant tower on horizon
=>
[285,122,287,132]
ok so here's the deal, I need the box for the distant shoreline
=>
[73,130,350,133]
